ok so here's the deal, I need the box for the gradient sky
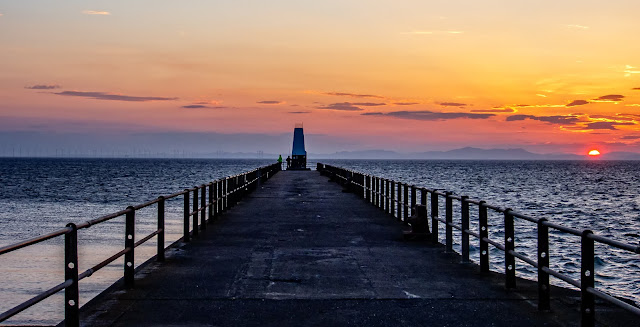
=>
[2,0,640,155]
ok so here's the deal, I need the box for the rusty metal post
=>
[157,196,165,262]
[124,206,135,289]
[64,223,79,327]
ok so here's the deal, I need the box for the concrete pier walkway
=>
[78,170,609,326]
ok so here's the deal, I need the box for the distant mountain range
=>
[313,147,640,160]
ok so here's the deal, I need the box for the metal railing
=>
[0,163,281,326]
[318,163,640,327]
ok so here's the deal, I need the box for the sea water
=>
[1,158,639,325]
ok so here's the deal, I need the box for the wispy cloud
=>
[363,110,494,121]
[25,84,60,90]
[439,102,467,107]
[401,31,464,35]
[316,103,364,111]
[632,87,640,90]
[566,100,589,107]
[470,108,515,113]
[181,104,226,109]
[585,121,635,130]
[393,102,420,106]
[320,91,385,99]
[257,100,284,104]
[592,94,624,102]
[54,91,178,102]
[624,65,640,77]
[83,10,111,15]
[621,135,640,140]
[536,94,548,98]
[288,111,310,114]
[506,114,581,125]
[567,24,589,29]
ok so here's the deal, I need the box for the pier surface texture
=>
[77,171,628,327]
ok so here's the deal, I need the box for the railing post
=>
[157,196,165,262]
[461,195,470,263]
[410,185,417,217]
[397,182,402,222]
[208,182,214,224]
[183,189,190,242]
[504,208,516,289]
[431,192,439,243]
[445,192,453,252]
[386,180,391,214]
[479,201,489,272]
[420,188,427,216]
[581,230,595,327]
[200,184,207,230]
[223,178,228,212]
[64,223,79,327]
[192,187,199,236]
[538,218,550,311]
[403,183,409,224]
[391,181,396,218]
[365,176,371,203]
[124,206,135,289]
[213,181,218,221]
[374,177,378,207]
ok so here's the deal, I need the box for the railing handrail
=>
[0,162,281,326]
[317,163,640,326]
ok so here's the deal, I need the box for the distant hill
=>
[600,152,640,160]
[314,147,594,160]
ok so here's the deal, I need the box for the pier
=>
[1,164,638,326]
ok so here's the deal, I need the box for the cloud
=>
[393,102,420,106]
[402,31,464,35]
[257,100,283,104]
[288,111,311,114]
[315,102,385,111]
[632,88,640,90]
[361,112,384,116]
[439,102,467,107]
[364,110,494,121]
[566,99,589,107]
[54,91,178,102]
[621,135,640,140]
[625,65,640,76]
[585,121,635,130]
[181,104,227,109]
[592,94,624,102]
[567,24,589,29]
[321,92,385,99]
[316,103,364,111]
[470,108,515,113]
[25,84,60,90]
[83,10,110,15]
[506,114,580,124]
[536,94,548,98]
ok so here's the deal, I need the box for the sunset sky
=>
[1,1,640,156]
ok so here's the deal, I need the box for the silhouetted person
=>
[286,156,291,169]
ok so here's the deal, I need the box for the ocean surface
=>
[1,158,639,325]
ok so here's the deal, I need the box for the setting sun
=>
[588,149,601,156]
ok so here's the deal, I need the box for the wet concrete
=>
[75,170,634,327]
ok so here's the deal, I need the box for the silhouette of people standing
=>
[277,155,283,169]
[286,156,291,169]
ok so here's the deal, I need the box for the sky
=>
[1,0,640,156]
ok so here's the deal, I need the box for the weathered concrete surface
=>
[76,171,633,327]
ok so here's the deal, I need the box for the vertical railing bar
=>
[538,218,550,310]
[403,183,409,224]
[581,230,595,327]
[479,201,489,272]
[431,191,439,243]
[157,196,165,262]
[208,182,214,224]
[192,187,199,236]
[445,192,453,252]
[200,184,206,230]
[64,223,79,327]
[124,206,135,289]
[504,208,516,289]
[461,195,470,263]
[183,189,190,242]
